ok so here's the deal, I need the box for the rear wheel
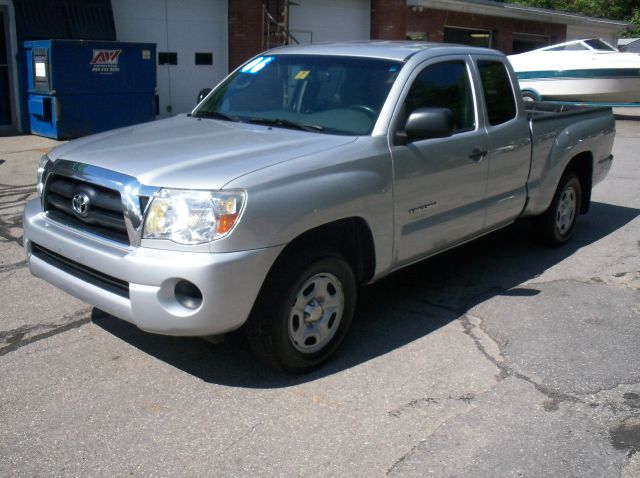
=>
[535,172,582,246]
[246,249,356,372]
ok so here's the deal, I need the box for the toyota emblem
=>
[71,192,90,217]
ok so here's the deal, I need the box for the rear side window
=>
[478,60,516,126]
[404,61,475,133]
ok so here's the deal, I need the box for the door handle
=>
[469,149,488,162]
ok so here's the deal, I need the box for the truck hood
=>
[48,114,357,189]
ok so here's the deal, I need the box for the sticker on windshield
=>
[240,56,275,74]
[294,70,311,80]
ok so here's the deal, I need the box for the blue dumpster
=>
[24,39,156,139]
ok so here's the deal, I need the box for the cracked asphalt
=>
[1,118,639,477]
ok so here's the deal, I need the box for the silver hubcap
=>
[556,185,577,236]
[288,272,344,354]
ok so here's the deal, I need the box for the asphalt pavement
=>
[0,120,638,477]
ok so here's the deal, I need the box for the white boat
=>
[508,39,640,104]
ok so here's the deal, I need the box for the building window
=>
[195,52,213,65]
[512,33,549,54]
[158,52,177,65]
[444,27,492,48]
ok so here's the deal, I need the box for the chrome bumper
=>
[23,199,283,336]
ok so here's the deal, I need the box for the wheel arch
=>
[525,146,595,218]
[267,217,377,286]
[564,151,593,214]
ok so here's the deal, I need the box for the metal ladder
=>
[262,0,299,50]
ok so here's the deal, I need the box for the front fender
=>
[216,136,395,277]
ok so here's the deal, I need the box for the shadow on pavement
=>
[93,201,640,388]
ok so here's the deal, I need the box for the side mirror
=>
[197,88,212,104]
[398,107,454,144]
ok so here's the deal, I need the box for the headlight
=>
[143,189,246,244]
[37,154,51,196]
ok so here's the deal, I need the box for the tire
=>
[535,172,582,246]
[245,249,357,373]
[521,91,539,103]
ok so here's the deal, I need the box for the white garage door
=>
[289,0,370,45]
[112,0,228,118]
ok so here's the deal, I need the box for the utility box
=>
[24,40,156,139]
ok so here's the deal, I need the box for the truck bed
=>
[526,102,612,122]
[523,101,615,218]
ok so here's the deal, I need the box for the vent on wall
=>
[195,52,213,65]
[158,52,177,65]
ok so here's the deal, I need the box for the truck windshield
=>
[193,54,403,135]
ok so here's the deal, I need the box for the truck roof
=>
[266,41,500,61]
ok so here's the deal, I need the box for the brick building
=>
[230,0,627,70]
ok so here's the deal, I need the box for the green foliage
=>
[628,9,640,37]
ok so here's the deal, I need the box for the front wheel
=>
[246,250,356,373]
[534,172,582,246]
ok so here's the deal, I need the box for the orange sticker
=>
[294,70,311,80]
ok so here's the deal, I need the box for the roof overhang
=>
[407,0,629,30]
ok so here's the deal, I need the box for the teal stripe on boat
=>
[516,69,640,80]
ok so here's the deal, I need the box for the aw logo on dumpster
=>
[90,49,122,74]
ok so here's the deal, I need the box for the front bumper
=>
[23,199,283,336]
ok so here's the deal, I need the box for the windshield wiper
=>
[191,110,241,122]
[247,117,324,132]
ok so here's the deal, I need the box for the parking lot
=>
[1,118,639,477]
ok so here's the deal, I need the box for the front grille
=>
[43,174,129,244]
[31,242,130,298]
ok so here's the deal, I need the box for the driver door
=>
[390,57,489,265]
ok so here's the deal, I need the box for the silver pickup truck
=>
[23,42,615,372]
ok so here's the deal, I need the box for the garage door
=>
[289,0,370,45]
[112,0,228,118]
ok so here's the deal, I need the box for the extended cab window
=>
[477,60,516,126]
[403,61,475,133]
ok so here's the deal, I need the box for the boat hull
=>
[508,45,640,104]
[517,76,640,103]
